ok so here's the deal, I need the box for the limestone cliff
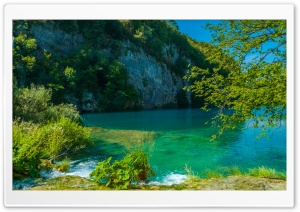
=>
[14,20,208,112]
[119,44,185,109]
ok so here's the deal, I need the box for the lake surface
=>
[78,108,286,185]
[13,108,286,189]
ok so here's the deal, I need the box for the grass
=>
[55,158,71,173]
[184,164,198,179]
[223,166,243,176]
[248,166,286,180]
[187,165,286,180]
[203,170,224,179]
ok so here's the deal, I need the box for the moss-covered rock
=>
[30,175,286,191]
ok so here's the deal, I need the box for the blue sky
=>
[175,20,220,42]
[175,20,281,64]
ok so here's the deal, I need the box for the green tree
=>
[168,20,179,30]
[185,20,286,139]
[13,33,37,87]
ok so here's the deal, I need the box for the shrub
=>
[43,104,82,124]
[13,120,43,178]
[90,150,155,189]
[13,85,82,124]
[41,117,92,161]
[13,85,52,122]
[13,118,92,178]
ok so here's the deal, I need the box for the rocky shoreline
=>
[29,175,286,191]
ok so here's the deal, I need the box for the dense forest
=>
[13,20,218,112]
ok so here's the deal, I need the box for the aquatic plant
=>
[55,158,71,173]
[184,164,199,180]
[90,150,155,189]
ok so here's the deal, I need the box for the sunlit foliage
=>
[185,20,286,139]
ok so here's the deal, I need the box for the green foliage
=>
[13,85,52,122]
[12,20,214,111]
[13,33,37,87]
[41,117,92,161]
[55,158,71,173]
[90,150,155,189]
[13,121,43,178]
[194,165,286,180]
[248,166,286,180]
[64,66,77,88]
[13,85,82,124]
[13,85,92,179]
[168,20,179,30]
[223,166,243,176]
[203,170,224,179]
[43,104,82,124]
[184,164,199,181]
[185,20,286,139]
[13,118,91,178]
[134,25,153,43]
[172,57,189,77]
[101,60,141,111]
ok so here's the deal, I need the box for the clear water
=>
[80,108,286,184]
[14,108,286,189]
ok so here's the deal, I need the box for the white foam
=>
[147,172,187,186]
[40,169,63,178]
[66,160,98,178]
[162,173,187,185]
[39,159,98,179]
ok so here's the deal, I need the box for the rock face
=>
[28,24,190,111]
[81,92,98,112]
[30,23,84,58]
[118,42,189,109]
[119,47,184,109]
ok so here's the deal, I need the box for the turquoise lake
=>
[13,108,286,189]
[75,108,286,185]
